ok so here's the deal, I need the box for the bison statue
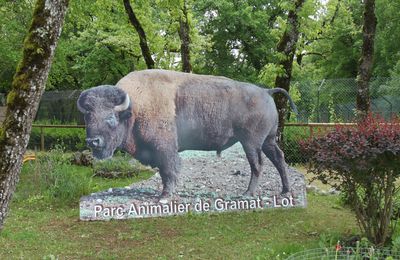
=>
[77,69,297,198]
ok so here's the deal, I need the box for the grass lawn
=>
[0,163,359,259]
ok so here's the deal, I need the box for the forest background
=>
[0,0,399,122]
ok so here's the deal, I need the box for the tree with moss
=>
[0,0,69,230]
[273,0,305,142]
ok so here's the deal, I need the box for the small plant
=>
[301,114,400,246]
[31,146,92,205]
[93,154,147,178]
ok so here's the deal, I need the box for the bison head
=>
[77,86,132,159]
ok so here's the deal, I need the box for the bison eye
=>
[105,116,117,128]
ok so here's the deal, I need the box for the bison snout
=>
[86,136,104,148]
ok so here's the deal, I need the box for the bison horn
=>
[77,99,87,113]
[114,93,130,112]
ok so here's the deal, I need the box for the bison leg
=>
[157,151,181,199]
[262,136,290,194]
[242,144,263,197]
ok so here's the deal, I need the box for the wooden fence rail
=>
[285,122,356,139]
[31,123,358,152]
[32,124,85,151]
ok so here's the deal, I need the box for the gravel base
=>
[80,144,307,220]
[131,143,305,198]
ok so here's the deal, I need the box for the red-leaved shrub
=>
[301,114,400,246]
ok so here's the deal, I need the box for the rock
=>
[71,150,93,166]
[232,170,241,176]
[306,185,319,193]
[318,190,329,196]
[329,188,340,195]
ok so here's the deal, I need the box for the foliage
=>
[17,147,92,205]
[0,0,400,94]
[93,153,150,178]
[15,148,154,206]
[0,0,34,92]
[374,0,400,78]
[28,125,86,151]
[282,126,310,164]
[378,61,400,96]
[294,0,363,80]
[301,114,400,246]
[192,0,284,82]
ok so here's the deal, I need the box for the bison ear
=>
[118,100,132,121]
[119,110,132,121]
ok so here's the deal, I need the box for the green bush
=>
[28,125,86,151]
[282,126,310,164]
[93,153,149,178]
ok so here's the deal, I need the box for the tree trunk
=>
[123,0,155,69]
[356,0,377,116]
[274,0,305,143]
[178,0,192,73]
[0,0,69,231]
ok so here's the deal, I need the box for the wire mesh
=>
[286,247,400,260]
[293,77,400,123]
[0,78,398,158]
[285,77,400,165]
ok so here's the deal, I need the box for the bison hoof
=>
[281,187,290,195]
[242,191,255,197]
[158,190,173,203]
[158,197,169,204]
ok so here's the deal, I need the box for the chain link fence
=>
[0,78,395,164]
[284,77,400,165]
[35,90,83,124]
[293,77,400,123]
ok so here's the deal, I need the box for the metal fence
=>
[1,78,398,125]
[35,90,83,124]
[293,77,400,123]
[16,77,400,164]
[28,123,350,167]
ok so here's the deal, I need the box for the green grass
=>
[14,150,154,208]
[1,195,358,259]
[93,154,148,178]
[0,162,359,259]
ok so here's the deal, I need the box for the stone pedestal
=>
[80,144,307,221]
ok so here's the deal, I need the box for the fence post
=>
[317,79,325,123]
[309,125,314,139]
[40,127,44,151]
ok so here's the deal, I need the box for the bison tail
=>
[267,88,298,115]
